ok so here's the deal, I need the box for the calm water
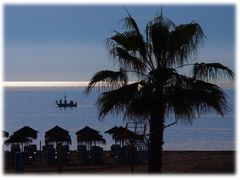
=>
[4,87,235,151]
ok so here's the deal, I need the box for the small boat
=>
[56,96,77,108]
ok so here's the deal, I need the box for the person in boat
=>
[56,99,63,105]
[70,100,74,105]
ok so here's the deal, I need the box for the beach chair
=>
[138,150,148,162]
[11,144,21,153]
[120,145,139,164]
[24,144,38,164]
[62,145,70,155]
[110,144,121,159]
[77,145,89,164]
[43,145,56,164]
[61,145,70,164]
[7,145,20,165]
[90,146,104,164]
[24,145,37,158]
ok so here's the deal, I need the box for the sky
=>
[4,5,235,82]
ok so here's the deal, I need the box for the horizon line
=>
[3,81,89,87]
[3,80,235,89]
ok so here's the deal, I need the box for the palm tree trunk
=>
[148,107,165,173]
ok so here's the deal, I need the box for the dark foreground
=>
[4,151,235,174]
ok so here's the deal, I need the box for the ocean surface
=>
[4,87,235,151]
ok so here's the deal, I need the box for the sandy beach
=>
[4,151,235,174]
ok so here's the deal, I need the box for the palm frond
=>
[122,14,148,60]
[122,15,141,35]
[124,83,159,122]
[146,14,175,67]
[192,80,228,116]
[85,70,128,94]
[167,22,205,67]
[124,97,151,122]
[96,82,139,119]
[193,63,234,81]
[106,31,143,52]
[110,46,146,73]
[166,76,228,123]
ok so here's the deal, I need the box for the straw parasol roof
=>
[45,126,71,145]
[45,126,68,137]
[76,126,106,147]
[113,129,143,141]
[76,126,99,136]
[13,126,38,139]
[106,126,144,145]
[105,126,125,134]
[5,134,32,144]
[45,133,71,144]
[3,130,9,138]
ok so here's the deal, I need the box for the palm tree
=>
[86,11,234,172]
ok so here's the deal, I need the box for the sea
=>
[3,86,235,151]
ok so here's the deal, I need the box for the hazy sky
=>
[4,5,235,81]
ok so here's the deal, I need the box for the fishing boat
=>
[56,96,77,108]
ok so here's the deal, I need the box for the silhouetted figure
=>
[64,96,67,105]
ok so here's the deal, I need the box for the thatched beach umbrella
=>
[13,126,38,140]
[3,130,9,138]
[5,134,32,151]
[5,134,32,144]
[45,126,71,145]
[105,126,127,145]
[76,133,106,145]
[105,126,143,146]
[76,126,106,150]
[113,129,143,142]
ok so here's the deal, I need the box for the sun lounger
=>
[110,144,121,159]
[120,145,140,164]
[24,144,38,162]
[11,144,21,153]
[77,145,89,163]
[7,145,21,165]
[58,145,70,164]
[77,145,86,152]
[42,145,57,164]
[90,146,104,164]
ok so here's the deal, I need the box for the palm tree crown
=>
[86,12,234,124]
[86,11,234,172]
